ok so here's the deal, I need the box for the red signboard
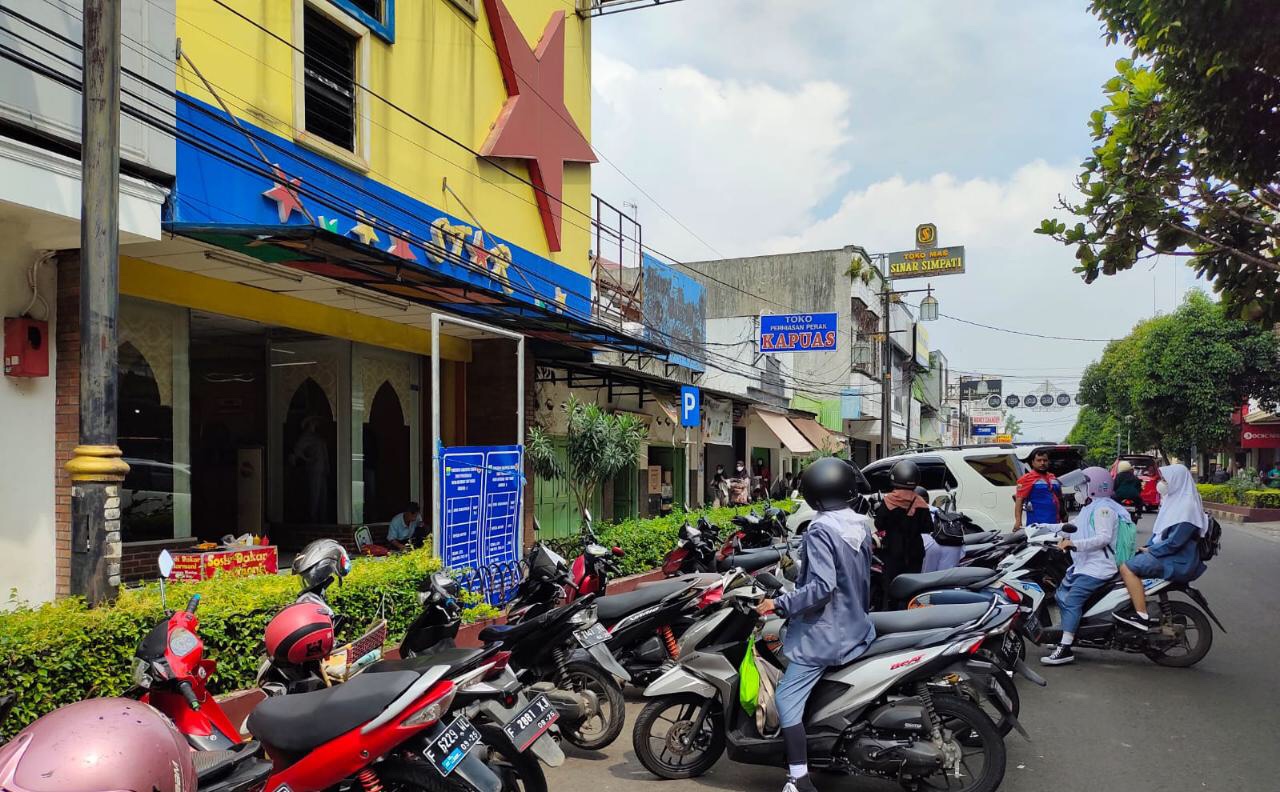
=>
[169,546,279,581]
[1241,425,1280,449]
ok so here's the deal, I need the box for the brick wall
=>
[462,342,537,537]
[120,538,195,582]
[54,253,79,597]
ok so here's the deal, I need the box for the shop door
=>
[532,438,602,539]
[611,463,637,522]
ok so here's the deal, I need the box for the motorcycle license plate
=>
[423,716,481,777]
[1001,631,1021,658]
[1020,611,1043,641]
[501,694,559,752]
[575,623,610,648]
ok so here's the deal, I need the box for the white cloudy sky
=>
[588,0,1202,441]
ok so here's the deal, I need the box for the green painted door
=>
[611,464,637,521]
[532,438,603,539]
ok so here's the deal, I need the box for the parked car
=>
[863,448,1023,532]
[1014,443,1086,511]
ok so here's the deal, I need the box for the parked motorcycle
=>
[506,516,625,622]
[630,575,1010,791]
[394,571,628,752]
[660,516,721,577]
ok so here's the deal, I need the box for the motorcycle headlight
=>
[132,658,152,689]
[569,606,597,628]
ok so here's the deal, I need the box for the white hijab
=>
[1152,464,1207,540]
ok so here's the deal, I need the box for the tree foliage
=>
[1065,406,1120,467]
[1038,1,1280,321]
[1075,292,1280,458]
[526,395,647,530]
[1002,414,1023,441]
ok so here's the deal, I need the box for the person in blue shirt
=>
[1014,450,1064,530]
[757,458,875,792]
[386,502,422,552]
[1115,464,1207,631]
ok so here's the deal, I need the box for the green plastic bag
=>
[739,634,761,716]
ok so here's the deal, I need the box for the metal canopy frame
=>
[431,314,525,558]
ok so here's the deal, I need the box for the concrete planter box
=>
[1205,503,1280,523]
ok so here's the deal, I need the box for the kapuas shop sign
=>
[760,313,838,352]
[888,246,966,280]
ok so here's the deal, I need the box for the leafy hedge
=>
[0,549,497,738]
[1197,484,1280,508]
[545,500,795,578]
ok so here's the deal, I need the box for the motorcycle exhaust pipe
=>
[1013,657,1048,687]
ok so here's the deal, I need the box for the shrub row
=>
[545,500,796,577]
[1196,484,1280,509]
[0,549,499,738]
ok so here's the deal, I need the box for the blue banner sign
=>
[972,425,997,437]
[439,445,524,573]
[760,313,839,352]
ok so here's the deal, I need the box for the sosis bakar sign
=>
[170,546,279,581]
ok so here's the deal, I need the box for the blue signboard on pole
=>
[680,386,700,427]
[760,313,839,352]
[972,425,997,437]
[440,445,524,574]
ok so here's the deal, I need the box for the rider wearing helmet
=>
[873,459,933,607]
[292,538,352,594]
[0,697,196,792]
[758,458,875,792]
[916,485,963,573]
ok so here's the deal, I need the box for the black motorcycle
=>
[660,517,722,577]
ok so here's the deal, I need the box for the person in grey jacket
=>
[758,458,876,792]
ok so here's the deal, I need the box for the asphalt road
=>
[552,519,1280,792]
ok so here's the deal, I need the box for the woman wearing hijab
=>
[1041,467,1133,666]
[873,460,933,607]
[1115,464,1208,631]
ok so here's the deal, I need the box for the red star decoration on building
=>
[387,235,417,261]
[262,165,305,223]
[481,0,596,252]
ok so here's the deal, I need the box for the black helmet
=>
[800,457,860,512]
[914,485,930,500]
[292,538,352,594]
[889,460,920,489]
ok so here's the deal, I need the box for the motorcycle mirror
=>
[611,546,625,557]
[582,509,593,524]
[1061,523,1078,534]
[157,549,175,580]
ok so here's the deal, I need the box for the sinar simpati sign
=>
[888,246,965,279]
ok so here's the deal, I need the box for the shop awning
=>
[790,416,840,453]
[1245,408,1280,425]
[755,409,814,455]
[165,224,667,356]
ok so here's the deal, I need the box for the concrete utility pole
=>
[879,276,893,458]
[67,0,127,604]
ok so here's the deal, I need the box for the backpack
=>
[1197,515,1223,562]
[1096,508,1138,567]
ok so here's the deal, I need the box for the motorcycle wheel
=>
[1144,600,1213,668]
[914,697,1006,792]
[559,661,626,751]
[964,654,1022,738]
[379,728,548,792]
[633,694,725,780]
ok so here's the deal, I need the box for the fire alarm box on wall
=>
[4,317,49,378]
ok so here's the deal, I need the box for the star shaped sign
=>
[481,0,596,252]
[262,165,306,223]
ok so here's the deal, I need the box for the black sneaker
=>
[1040,645,1075,666]
[1114,610,1157,631]
[782,775,819,792]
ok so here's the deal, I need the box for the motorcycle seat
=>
[247,670,419,754]
[596,580,694,623]
[479,604,567,644]
[366,646,487,676]
[888,567,1000,602]
[962,530,1000,545]
[718,547,786,573]
[870,602,990,635]
[639,573,719,589]
[996,530,1027,546]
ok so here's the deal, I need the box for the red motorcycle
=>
[129,593,536,792]
[508,516,624,622]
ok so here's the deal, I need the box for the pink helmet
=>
[0,697,195,792]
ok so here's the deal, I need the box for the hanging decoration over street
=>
[481,0,598,252]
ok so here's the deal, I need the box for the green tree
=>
[526,395,647,531]
[1038,2,1280,321]
[1076,292,1280,459]
[1002,414,1023,441]
[1065,407,1120,467]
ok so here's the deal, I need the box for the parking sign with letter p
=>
[680,386,700,428]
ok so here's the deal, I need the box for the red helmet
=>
[264,601,334,666]
[0,697,195,792]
